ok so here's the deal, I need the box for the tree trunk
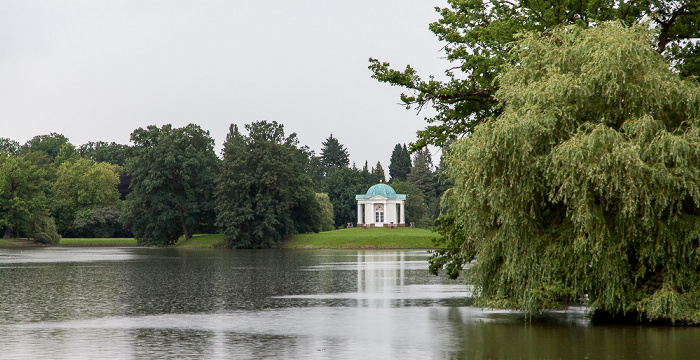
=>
[177,206,191,241]
[4,226,11,239]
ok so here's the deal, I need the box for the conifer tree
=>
[320,134,350,172]
[389,143,412,182]
[372,161,386,183]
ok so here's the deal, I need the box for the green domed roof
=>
[356,183,406,200]
[366,183,397,198]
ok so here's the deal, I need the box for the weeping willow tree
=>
[439,23,700,323]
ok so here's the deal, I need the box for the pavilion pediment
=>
[368,195,387,201]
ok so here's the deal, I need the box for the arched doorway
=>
[374,204,384,227]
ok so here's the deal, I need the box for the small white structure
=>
[356,183,406,227]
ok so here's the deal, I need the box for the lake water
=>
[0,247,697,359]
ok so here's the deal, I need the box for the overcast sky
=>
[1,0,449,168]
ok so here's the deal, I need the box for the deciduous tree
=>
[121,124,218,246]
[434,24,700,324]
[51,158,122,235]
[370,0,700,150]
[216,121,320,248]
[0,154,49,238]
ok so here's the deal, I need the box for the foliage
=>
[73,207,131,238]
[370,0,700,150]
[438,24,700,323]
[121,124,218,246]
[0,138,20,155]
[51,158,122,235]
[320,167,375,227]
[78,141,133,200]
[0,154,49,238]
[216,121,321,248]
[78,141,131,166]
[316,193,335,231]
[389,180,428,226]
[408,148,437,199]
[371,161,386,183]
[320,133,350,172]
[27,209,61,244]
[389,143,412,182]
[19,133,71,162]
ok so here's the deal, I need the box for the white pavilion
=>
[356,183,406,227]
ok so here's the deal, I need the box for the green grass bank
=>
[282,227,437,249]
[60,238,138,246]
[4,228,437,249]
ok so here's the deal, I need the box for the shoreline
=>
[1,228,439,250]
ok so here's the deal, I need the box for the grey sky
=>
[1,0,448,168]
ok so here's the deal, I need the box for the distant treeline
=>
[0,122,448,247]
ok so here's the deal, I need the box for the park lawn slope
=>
[60,238,138,245]
[283,227,437,249]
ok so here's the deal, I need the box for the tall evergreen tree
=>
[320,134,350,171]
[389,143,412,182]
[372,161,386,183]
[408,148,436,199]
[216,121,320,248]
[121,124,217,246]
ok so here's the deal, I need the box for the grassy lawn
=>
[0,238,18,246]
[282,227,437,249]
[60,238,138,245]
[11,229,437,249]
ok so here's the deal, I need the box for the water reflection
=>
[0,247,698,359]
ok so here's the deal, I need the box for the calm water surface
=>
[0,247,697,359]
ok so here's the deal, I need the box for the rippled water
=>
[0,247,697,359]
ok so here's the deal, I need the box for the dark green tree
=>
[19,133,71,162]
[320,167,375,227]
[78,141,132,166]
[435,24,700,323]
[121,124,218,246]
[408,148,437,199]
[370,0,700,150]
[73,207,131,238]
[389,180,428,226]
[0,154,50,238]
[371,161,386,183]
[389,143,411,181]
[216,121,320,248]
[320,134,350,171]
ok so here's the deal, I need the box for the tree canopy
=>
[389,143,412,182]
[433,24,700,324]
[216,121,321,248]
[320,134,350,171]
[370,0,700,150]
[121,124,217,246]
[51,158,122,235]
[0,154,50,239]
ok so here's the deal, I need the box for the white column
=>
[357,202,362,225]
[400,202,405,224]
